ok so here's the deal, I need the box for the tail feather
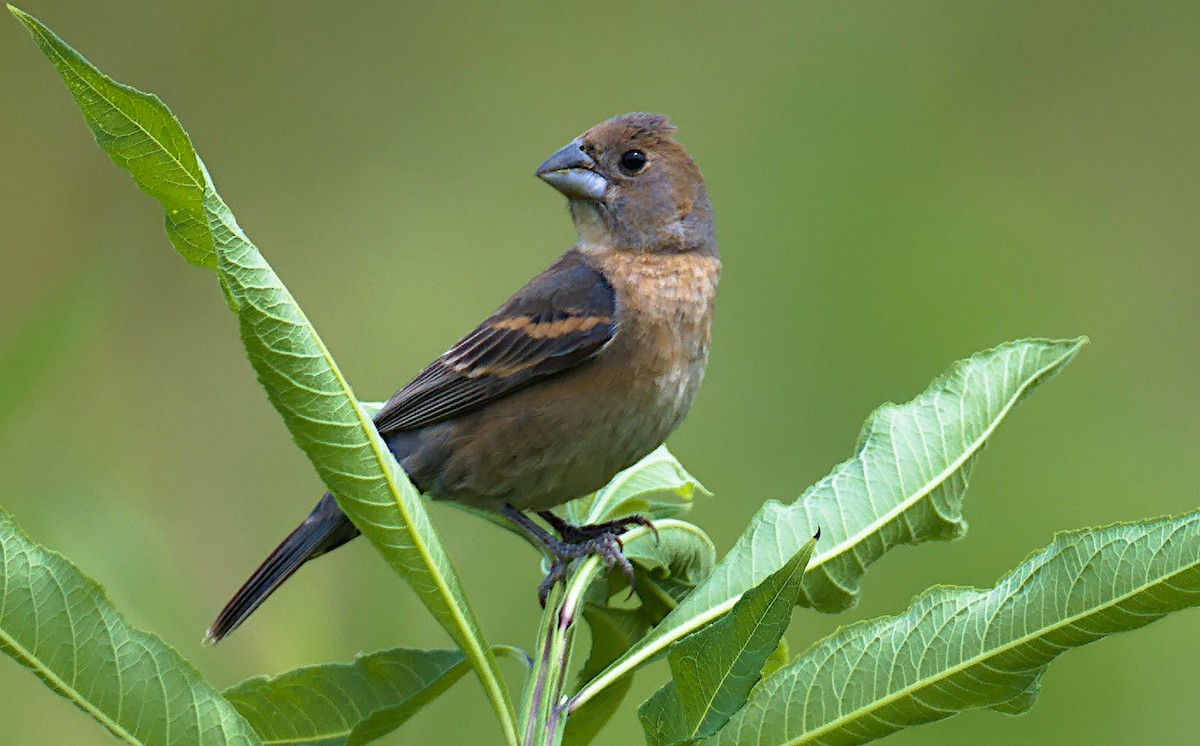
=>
[205,493,359,643]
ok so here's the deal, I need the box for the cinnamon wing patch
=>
[373,251,616,434]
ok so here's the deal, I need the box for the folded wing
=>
[373,249,617,435]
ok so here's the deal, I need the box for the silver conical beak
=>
[535,138,608,201]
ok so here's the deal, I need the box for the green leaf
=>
[759,637,789,680]
[8,6,211,268]
[798,336,1085,611]
[705,511,1200,745]
[570,337,1084,715]
[10,8,515,742]
[563,606,654,746]
[636,574,701,618]
[622,519,717,592]
[639,535,818,746]
[224,647,469,746]
[0,508,259,745]
[567,445,711,525]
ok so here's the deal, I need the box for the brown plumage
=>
[207,113,719,642]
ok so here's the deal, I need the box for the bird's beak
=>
[535,138,608,201]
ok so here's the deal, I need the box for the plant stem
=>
[545,557,602,746]
[518,521,667,744]
[519,554,606,746]
[519,582,558,744]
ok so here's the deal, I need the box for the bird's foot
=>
[535,531,631,607]
[537,510,659,546]
[500,504,657,607]
[534,511,660,607]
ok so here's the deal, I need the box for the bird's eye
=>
[619,149,647,174]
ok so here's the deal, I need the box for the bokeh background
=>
[2,2,1198,744]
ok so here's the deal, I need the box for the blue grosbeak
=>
[207,113,719,642]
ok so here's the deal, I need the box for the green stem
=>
[518,521,664,744]
[543,556,603,746]
[520,582,559,745]
[518,555,607,746]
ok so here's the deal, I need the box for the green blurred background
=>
[2,2,1198,743]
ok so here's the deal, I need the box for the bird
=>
[206,112,719,643]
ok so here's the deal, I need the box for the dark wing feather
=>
[373,250,616,435]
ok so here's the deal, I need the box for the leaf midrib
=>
[22,13,203,195]
[0,623,142,745]
[809,345,1033,568]
[779,532,1194,746]
[259,727,350,745]
[684,556,807,740]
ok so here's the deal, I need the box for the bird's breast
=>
[598,249,720,430]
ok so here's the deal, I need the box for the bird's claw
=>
[532,512,653,606]
[538,560,568,607]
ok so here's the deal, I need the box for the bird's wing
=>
[372,249,617,435]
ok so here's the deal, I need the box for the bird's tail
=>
[205,492,360,644]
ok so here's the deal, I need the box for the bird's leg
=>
[501,503,652,607]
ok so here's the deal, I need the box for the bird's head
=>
[536,113,715,255]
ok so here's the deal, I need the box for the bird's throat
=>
[569,200,613,249]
